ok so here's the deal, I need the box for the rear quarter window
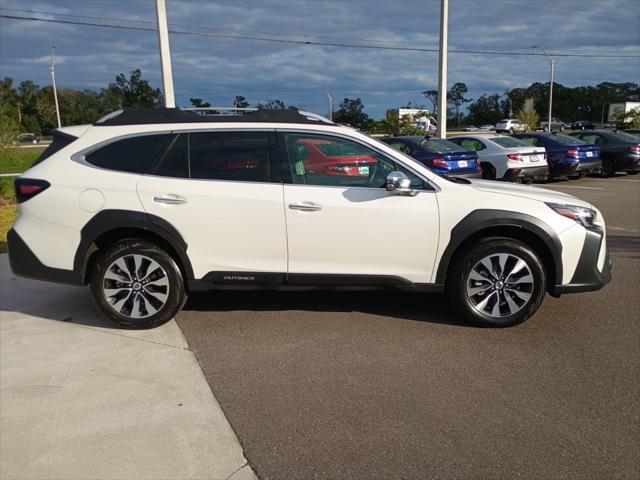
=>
[85,134,174,174]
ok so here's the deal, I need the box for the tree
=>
[233,96,249,108]
[190,97,211,108]
[333,97,372,129]
[517,98,539,132]
[256,99,286,109]
[466,94,503,126]
[105,69,162,108]
[421,89,438,115]
[613,106,640,128]
[448,82,470,126]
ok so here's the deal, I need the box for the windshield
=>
[417,138,462,152]
[551,134,586,146]
[490,137,528,148]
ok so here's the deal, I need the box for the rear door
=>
[279,131,440,284]
[137,130,287,280]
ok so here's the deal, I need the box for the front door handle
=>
[288,201,322,212]
[153,194,187,205]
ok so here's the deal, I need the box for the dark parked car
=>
[623,129,640,136]
[380,136,480,178]
[571,120,595,131]
[512,132,601,179]
[15,133,39,144]
[568,130,640,176]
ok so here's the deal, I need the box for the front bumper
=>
[553,227,612,295]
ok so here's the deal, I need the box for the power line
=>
[1,13,639,58]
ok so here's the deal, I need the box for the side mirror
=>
[385,171,417,196]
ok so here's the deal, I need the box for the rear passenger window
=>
[154,134,189,178]
[518,136,540,147]
[189,132,272,182]
[86,134,173,173]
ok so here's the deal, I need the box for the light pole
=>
[156,0,175,108]
[50,46,61,128]
[533,45,554,131]
[601,103,607,124]
[326,90,333,121]
[437,0,448,139]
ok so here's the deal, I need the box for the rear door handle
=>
[153,194,187,205]
[288,201,322,212]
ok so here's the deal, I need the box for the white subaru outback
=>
[8,108,611,328]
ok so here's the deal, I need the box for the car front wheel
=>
[90,240,187,329]
[446,237,546,327]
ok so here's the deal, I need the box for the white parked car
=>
[9,108,611,328]
[495,119,525,134]
[448,135,548,182]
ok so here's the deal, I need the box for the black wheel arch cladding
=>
[76,209,194,282]
[436,209,563,289]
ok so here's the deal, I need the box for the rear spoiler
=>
[57,124,90,138]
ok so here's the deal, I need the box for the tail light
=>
[567,149,580,158]
[507,153,522,161]
[14,178,50,203]
[630,145,640,154]
[431,157,450,169]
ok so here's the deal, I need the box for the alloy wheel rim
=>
[466,253,534,318]
[102,254,170,319]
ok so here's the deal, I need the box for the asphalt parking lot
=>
[176,174,639,480]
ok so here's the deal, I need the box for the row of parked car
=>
[380,130,640,182]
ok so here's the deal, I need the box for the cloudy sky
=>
[1,0,639,118]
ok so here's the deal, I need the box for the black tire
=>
[626,170,640,175]
[446,237,546,327]
[481,163,496,180]
[90,240,187,329]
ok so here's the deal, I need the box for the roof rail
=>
[182,107,258,116]
[93,107,337,126]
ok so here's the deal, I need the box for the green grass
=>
[0,148,43,175]
[0,203,16,253]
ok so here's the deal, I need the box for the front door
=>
[137,130,287,280]
[280,131,440,284]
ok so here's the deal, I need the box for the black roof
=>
[95,108,334,126]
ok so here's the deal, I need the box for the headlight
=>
[546,202,596,228]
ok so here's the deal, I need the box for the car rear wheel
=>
[480,163,496,180]
[90,240,186,329]
[446,237,546,327]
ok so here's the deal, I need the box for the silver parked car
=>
[448,135,548,182]
[495,118,525,134]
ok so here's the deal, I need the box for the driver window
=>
[283,133,426,189]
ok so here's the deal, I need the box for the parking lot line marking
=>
[538,185,604,190]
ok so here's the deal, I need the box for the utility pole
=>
[50,47,61,128]
[436,0,448,139]
[533,45,554,131]
[156,0,175,108]
[326,90,333,121]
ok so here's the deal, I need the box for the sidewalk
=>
[0,255,256,480]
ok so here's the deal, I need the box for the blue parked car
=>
[512,132,601,179]
[380,136,480,178]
